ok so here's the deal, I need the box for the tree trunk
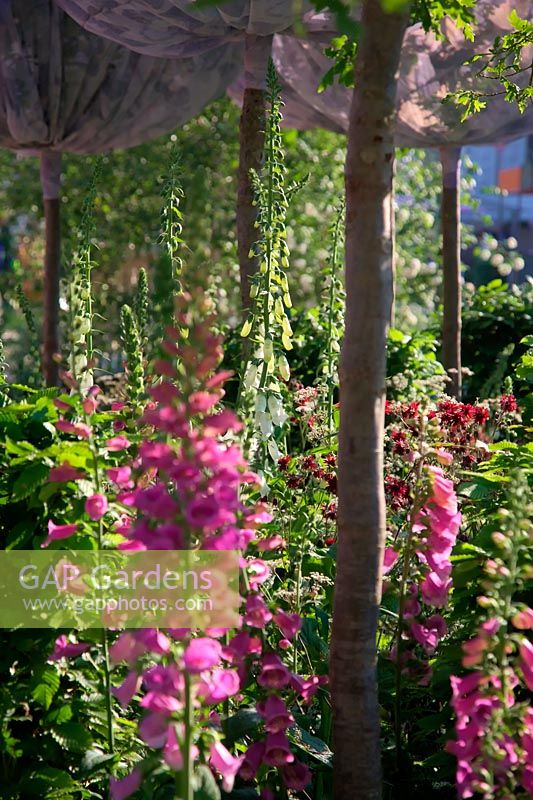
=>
[440,146,462,399]
[40,152,62,386]
[331,3,410,799]
[391,175,397,328]
[237,86,265,311]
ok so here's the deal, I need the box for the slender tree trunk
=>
[43,197,61,386]
[331,3,410,799]
[237,86,265,311]
[391,175,397,328]
[440,146,462,399]
[40,152,62,386]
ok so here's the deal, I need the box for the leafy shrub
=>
[460,280,533,401]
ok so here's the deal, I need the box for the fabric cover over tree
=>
[0,0,240,383]
[52,0,337,308]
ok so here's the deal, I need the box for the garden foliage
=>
[0,64,531,800]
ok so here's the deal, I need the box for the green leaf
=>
[225,708,260,744]
[460,481,495,500]
[420,750,454,769]
[289,725,333,766]
[19,767,75,797]
[388,328,407,343]
[452,559,482,589]
[29,665,60,710]
[451,542,488,559]
[193,764,221,800]
[45,704,73,725]
[4,437,36,456]
[416,709,450,733]
[79,749,116,776]
[12,462,49,500]
[6,520,36,549]
[50,722,93,753]
[508,9,523,28]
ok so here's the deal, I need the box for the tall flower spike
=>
[65,157,102,393]
[109,289,321,799]
[159,145,184,293]
[134,267,149,347]
[16,283,41,386]
[448,474,533,799]
[152,145,185,344]
[121,304,145,412]
[318,200,345,433]
[239,60,301,470]
[0,336,9,406]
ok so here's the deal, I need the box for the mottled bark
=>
[331,2,410,799]
[43,197,61,386]
[237,87,265,312]
[440,146,462,399]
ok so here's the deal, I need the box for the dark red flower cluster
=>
[403,401,420,419]
[276,448,338,538]
[500,394,518,413]
[385,475,410,511]
[322,501,337,522]
[436,400,489,428]
[432,401,492,467]
[324,453,336,468]
[287,475,304,490]
[278,451,337,494]
[325,474,337,494]
[391,429,411,457]
[277,455,291,472]
[302,455,320,473]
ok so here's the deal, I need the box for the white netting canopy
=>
[0,0,246,384]
[54,0,307,55]
[0,0,242,196]
[52,0,332,89]
[55,0,533,147]
[269,0,533,147]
